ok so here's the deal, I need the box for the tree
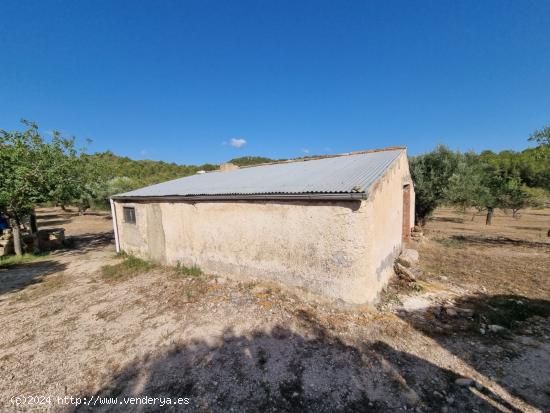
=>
[409,145,459,225]
[445,155,532,225]
[501,178,533,218]
[528,125,550,234]
[444,152,485,217]
[0,121,94,254]
[529,125,550,148]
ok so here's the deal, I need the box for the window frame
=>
[123,206,136,224]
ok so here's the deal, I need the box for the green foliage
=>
[228,156,275,166]
[479,147,550,190]
[501,178,536,216]
[529,125,550,149]
[85,152,220,208]
[413,141,545,224]
[409,145,460,223]
[443,153,536,223]
[0,120,104,254]
[524,187,550,207]
[174,261,202,277]
[0,120,97,221]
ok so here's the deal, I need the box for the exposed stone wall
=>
[0,228,65,256]
[0,230,14,256]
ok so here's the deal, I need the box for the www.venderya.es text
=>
[10,395,191,407]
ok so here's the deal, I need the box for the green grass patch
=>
[173,261,202,277]
[101,254,155,281]
[436,237,465,249]
[0,252,49,268]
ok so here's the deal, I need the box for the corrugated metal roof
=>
[113,148,404,200]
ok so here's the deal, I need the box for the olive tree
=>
[445,155,532,225]
[409,145,460,225]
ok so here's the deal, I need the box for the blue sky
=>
[1,1,549,164]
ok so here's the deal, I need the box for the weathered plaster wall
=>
[113,152,415,304]
[115,199,374,303]
[356,152,415,302]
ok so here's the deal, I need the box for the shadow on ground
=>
[73,310,519,413]
[429,216,465,224]
[0,260,67,296]
[36,212,78,220]
[397,294,550,412]
[63,232,114,255]
[448,234,549,249]
[37,218,73,226]
[0,231,112,296]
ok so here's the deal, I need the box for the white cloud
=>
[140,149,148,156]
[229,138,246,148]
[301,148,310,154]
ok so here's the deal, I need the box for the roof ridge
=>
[234,146,406,170]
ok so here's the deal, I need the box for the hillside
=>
[228,156,277,166]
[92,151,218,185]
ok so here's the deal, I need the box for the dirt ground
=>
[0,207,549,412]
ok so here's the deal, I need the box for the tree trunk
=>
[486,207,494,225]
[30,211,38,233]
[10,218,22,256]
[30,210,40,253]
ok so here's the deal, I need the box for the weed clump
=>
[173,261,202,277]
[101,254,155,281]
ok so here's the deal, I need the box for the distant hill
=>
[89,151,219,196]
[228,156,277,167]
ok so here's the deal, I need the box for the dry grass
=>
[101,254,155,281]
[15,272,68,302]
[418,207,550,299]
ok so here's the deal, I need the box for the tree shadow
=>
[37,218,73,227]
[62,232,114,255]
[72,310,518,412]
[430,216,465,224]
[0,260,67,296]
[36,213,75,220]
[80,211,111,217]
[396,294,550,412]
[511,225,545,231]
[449,234,549,249]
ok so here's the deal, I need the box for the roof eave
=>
[110,192,368,202]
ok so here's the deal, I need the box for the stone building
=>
[110,147,415,304]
